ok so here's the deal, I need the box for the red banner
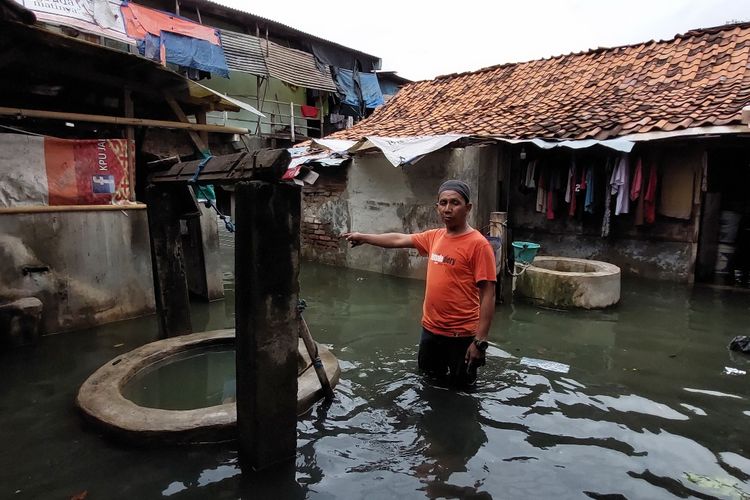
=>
[44,137,131,205]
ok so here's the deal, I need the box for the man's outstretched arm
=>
[341,232,415,249]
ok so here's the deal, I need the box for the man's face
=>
[436,190,471,229]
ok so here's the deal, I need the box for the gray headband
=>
[438,180,470,203]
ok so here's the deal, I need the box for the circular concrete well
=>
[515,256,621,309]
[76,329,340,444]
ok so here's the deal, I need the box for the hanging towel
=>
[547,190,555,220]
[658,159,694,220]
[536,166,546,212]
[584,166,595,214]
[526,160,537,189]
[644,160,658,224]
[564,160,574,203]
[630,157,643,201]
[300,105,319,118]
[610,154,630,215]
[602,158,614,237]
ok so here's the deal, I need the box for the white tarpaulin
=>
[311,138,357,154]
[310,134,633,167]
[15,0,132,44]
[502,137,635,153]
[349,134,467,166]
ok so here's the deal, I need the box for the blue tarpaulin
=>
[138,31,230,78]
[334,68,384,109]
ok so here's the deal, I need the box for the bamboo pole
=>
[299,316,335,401]
[0,107,249,134]
[0,204,146,214]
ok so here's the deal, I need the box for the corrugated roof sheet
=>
[264,40,338,92]
[220,29,268,77]
[331,22,750,141]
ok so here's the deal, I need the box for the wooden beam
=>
[165,95,209,154]
[124,88,137,202]
[0,106,249,134]
[149,149,290,185]
[195,108,209,147]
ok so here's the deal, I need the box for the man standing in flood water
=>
[342,180,496,387]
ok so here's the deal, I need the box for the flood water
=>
[2,251,750,498]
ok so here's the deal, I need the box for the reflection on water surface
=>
[1,255,749,499]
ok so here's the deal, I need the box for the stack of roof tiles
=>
[333,23,750,141]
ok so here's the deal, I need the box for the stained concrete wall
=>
[301,144,500,279]
[0,209,155,335]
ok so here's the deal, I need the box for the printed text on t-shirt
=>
[430,253,456,266]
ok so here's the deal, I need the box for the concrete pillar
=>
[183,204,224,301]
[234,181,300,471]
[145,184,193,338]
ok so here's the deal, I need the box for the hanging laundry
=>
[602,158,614,237]
[658,158,694,220]
[546,190,555,220]
[584,166,595,214]
[300,105,319,118]
[564,160,574,204]
[644,160,658,224]
[577,165,587,192]
[630,157,643,201]
[634,158,646,225]
[536,165,546,213]
[610,154,630,215]
[525,159,537,189]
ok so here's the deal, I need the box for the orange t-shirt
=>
[411,228,497,337]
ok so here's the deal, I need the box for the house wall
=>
[301,144,500,279]
[0,209,155,334]
[509,142,704,282]
[204,72,324,136]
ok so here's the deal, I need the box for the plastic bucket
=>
[512,241,540,264]
[714,243,736,274]
[719,211,741,243]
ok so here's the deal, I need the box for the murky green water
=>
[2,251,750,498]
[121,347,236,410]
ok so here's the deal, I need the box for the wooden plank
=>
[149,149,290,185]
[0,106,249,134]
[164,96,209,154]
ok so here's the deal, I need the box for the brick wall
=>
[301,167,348,265]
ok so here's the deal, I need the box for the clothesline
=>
[520,150,694,237]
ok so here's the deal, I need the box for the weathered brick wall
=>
[301,167,348,266]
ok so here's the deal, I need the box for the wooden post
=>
[289,101,295,142]
[235,181,300,471]
[123,89,136,202]
[490,212,511,304]
[195,108,209,150]
[318,95,324,138]
[145,184,193,338]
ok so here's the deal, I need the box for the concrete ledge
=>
[516,256,621,309]
[76,329,340,444]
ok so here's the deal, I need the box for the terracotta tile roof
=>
[332,22,750,141]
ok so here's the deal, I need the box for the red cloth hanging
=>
[630,157,643,201]
[547,190,555,220]
[300,105,319,118]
